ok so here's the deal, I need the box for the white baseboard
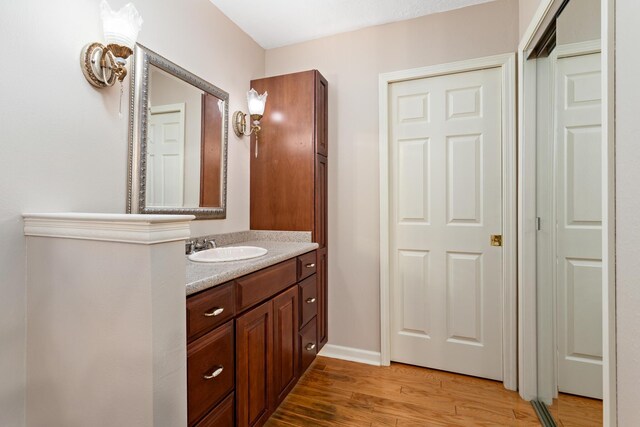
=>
[318,344,382,366]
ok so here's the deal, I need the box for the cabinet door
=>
[314,154,328,249]
[272,286,299,405]
[250,71,315,233]
[317,247,328,349]
[236,301,273,427]
[315,72,328,157]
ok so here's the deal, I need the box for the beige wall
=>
[265,0,519,354]
[616,0,640,424]
[556,0,601,45]
[0,0,263,425]
[519,0,543,39]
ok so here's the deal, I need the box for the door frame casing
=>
[518,0,616,425]
[378,53,518,390]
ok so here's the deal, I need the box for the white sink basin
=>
[188,246,268,263]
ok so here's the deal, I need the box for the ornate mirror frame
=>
[127,44,229,219]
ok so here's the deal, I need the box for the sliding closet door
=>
[556,52,603,399]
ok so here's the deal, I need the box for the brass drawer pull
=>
[305,343,316,351]
[203,366,224,380]
[305,263,316,268]
[306,297,316,304]
[203,307,224,317]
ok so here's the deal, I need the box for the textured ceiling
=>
[210,0,497,49]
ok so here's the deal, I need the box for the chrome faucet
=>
[185,238,216,255]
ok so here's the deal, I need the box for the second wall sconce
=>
[233,89,268,158]
[80,0,143,89]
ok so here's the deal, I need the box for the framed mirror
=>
[127,44,228,219]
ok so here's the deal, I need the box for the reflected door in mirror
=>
[147,103,185,207]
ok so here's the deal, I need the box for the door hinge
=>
[490,234,503,247]
[536,217,542,231]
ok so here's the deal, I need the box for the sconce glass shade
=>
[100,0,143,51]
[247,89,268,117]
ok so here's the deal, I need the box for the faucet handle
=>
[204,239,216,249]
[185,241,196,255]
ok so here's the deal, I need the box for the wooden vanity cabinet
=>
[187,251,317,427]
[250,70,329,352]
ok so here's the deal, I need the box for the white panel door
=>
[556,53,603,399]
[147,104,185,207]
[389,67,503,380]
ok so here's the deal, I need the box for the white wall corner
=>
[319,344,382,366]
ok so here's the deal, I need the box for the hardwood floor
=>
[549,393,603,427]
[265,356,540,426]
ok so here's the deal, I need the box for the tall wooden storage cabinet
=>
[250,70,329,351]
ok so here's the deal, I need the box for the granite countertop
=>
[185,231,319,296]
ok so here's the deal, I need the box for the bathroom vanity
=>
[184,233,319,427]
[124,53,330,426]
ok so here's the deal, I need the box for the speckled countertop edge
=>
[185,231,318,296]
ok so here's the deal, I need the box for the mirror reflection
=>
[532,0,603,425]
[128,44,228,219]
[147,66,224,208]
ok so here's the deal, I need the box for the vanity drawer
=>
[187,282,235,342]
[235,259,297,312]
[299,275,317,328]
[195,392,234,427]
[299,317,318,373]
[187,321,235,426]
[297,251,317,281]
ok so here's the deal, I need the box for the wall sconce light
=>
[233,89,268,157]
[80,0,143,89]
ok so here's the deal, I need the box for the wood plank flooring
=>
[549,393,603,427]
[265,356,541,426]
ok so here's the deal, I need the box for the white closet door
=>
[556,52,603,399]
[389,67,504,380]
